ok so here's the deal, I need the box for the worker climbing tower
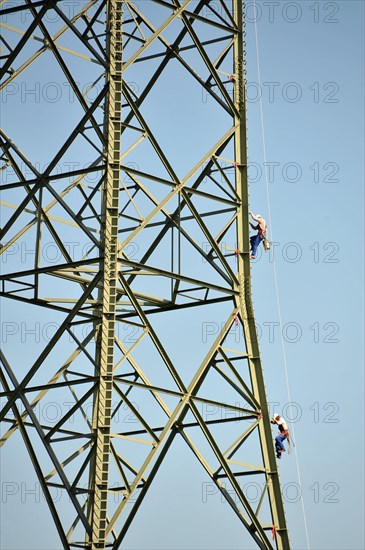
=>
[0,1,290,548]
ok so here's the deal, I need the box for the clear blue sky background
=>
[243,2,364,549]
[1,1,364,549]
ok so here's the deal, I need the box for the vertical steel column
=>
[233,1,290,548]
[89,2,123,547]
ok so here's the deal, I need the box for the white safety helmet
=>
[273,412,280,418]
[256,214,262,218]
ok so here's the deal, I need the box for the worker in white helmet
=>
[271,413,290,459]
[249,211,267,259]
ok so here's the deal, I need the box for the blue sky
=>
[1,1,364,549]
[244,2,364,549]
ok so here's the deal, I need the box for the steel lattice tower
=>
[0,1,290,548]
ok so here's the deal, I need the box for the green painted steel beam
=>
[232,1,290,547]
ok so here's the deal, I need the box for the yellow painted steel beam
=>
[87,1,123,547]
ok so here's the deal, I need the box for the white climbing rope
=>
[252,4,311,548]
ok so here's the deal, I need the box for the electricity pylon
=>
[0,1,290,548]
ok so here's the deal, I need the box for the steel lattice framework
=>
[0,1,290,548]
